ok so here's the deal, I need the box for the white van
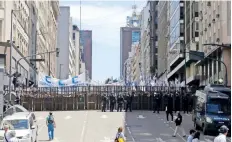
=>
[0,112,38,142]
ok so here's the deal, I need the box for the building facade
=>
[0,1,59,87]
[56,6,76,79]
[197,1,231,86]
[166,1,185,83]
[72,25,81,75]
[80,30,92,80]
[157,1,168,80]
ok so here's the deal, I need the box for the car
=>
[0,112,38,142]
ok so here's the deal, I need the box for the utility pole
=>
[48,52,51,76]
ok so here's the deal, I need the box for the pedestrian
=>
[153,92,161,113]
[187,129,196,142]
[214,125,229,142]
[166,94,173,122]
[3,124,11,142]
[174,92,180,113]
[110,94,116,112]
[115,127,126,142]
[46,112,56,141]
[101,94,107,112]
[125,93,132,112]
[192,131,200,142]
[9,130,19,142]
[172,111,186,137]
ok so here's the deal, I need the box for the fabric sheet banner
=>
[38,73,87,87]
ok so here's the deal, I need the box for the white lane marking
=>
[204,139,213,142]
[169,127,186,142]
[126,125,135,142]
[156,137,166,142]
[38,124,46,133]
[64,116,72,120]
[101,115,108,119]
[100,137,114,142]
[137,115,146,119]
[53,137,61,142]
[80,112,88,142]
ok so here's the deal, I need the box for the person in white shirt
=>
[187,129,196,142]
[214,125,229,142]
[8,131,19,142]
[3,124,11,142]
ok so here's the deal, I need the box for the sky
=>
[60,0,147,82]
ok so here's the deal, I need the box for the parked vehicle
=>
[0,112,38,142]
[192,90,231,135]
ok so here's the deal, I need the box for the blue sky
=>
[60,1,147,82]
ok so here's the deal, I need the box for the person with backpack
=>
[115,127,126,142]
[46,112,56,141]
[3,124,11,142]
[172,111,186,137]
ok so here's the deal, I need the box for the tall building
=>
[197,1,231,86]
[56,6,76,79]
[0,1,59,87]
[166,1,185,83]
[120,5,140,80]
[120,27,140,80]
[80,30,92,80]
[72,25,81,75]
[157,1,168,80]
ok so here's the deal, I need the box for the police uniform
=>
[101,94,107,112]
[109,94,116,112]
[153,92,161,113]
[125,93,133,112]
[117,95,124,112]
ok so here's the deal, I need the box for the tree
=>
[105,78,110,84]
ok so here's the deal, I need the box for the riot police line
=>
[2,86,196,111]
[100,90,195,113]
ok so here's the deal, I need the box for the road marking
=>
[80,112,88,142]
[101,114,108,119]
[38,124,46,133]
[204,139,213,142]
[126,123,135,142]
[156,138,166,142]
[53,138,61,142]
[64,116,72,120]
[100,137,114,142]
[137,115,145,119]
[169,127,186,142]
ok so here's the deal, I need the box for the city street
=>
[34,111,231,142]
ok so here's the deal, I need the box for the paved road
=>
[34,111,231,142]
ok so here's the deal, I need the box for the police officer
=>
[110,93,116,112]
[101,94,107,112]
[117,94,124,112]
[125,92,133,112]
[153,92,161,113]
[166,93,174,122]
[174,92,180,113]
[182,93,189,114]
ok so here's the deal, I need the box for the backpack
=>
[115,133,124,142]
[47,115,54,124]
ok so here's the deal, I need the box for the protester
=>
[9,131,19,142]
[3,124,11,142]
[115,127,126,142]
[172,111,186,137]
[46,112,56,141]
[214,125,229,142]
[187,129,196,142]
[192,131,200,142]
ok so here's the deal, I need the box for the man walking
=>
[166,94,174,122]
[214,125,229,142]
[46,112,56,141]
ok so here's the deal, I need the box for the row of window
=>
[13,24,28,57]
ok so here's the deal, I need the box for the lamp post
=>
[9,9,24,102]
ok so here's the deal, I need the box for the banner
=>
[38,72,87,87]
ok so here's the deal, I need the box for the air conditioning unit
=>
[216,38,220,42]
[207,2,211,6]
[212,19,215,23]
[216,14,220,18]
[208,23,211,27]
